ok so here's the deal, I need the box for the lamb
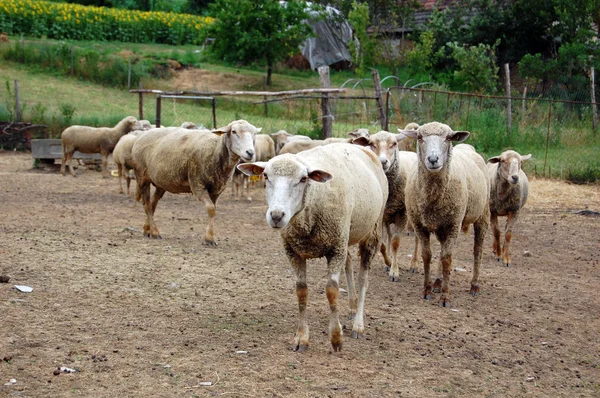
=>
[61,116,139,177]
[271,130,312,154]
[238,144,388,352]
[130,120,260,245]
[487,150,532,266]
[401,122,490,307]
[352,130,419,281]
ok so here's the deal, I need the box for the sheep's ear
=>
[348,131,359,138]
[488,156,501,164]
[237,162,267,176]
[449,131,470,142]
[521,154,532,162]
[255,128,262,133]
[212,125,232,135]
[395,132,408,142]
[352,137,370,147]
[308,169,332,183]
[398,128,418,139]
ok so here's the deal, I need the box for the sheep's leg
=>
[66,152,76,177]
[353,234,377,340]
[100,150,109,178]
[146,187,165,239]
[344,251,358,320]
[196,190,218,246]
[139,181,152,237]
[491,212,502,261]
[389,214,407,282]
[125,167,133,198]
[438,242,454,307]
[416,226,433,300]
[60,149,68,176]
[245,175,252,202]
[290,254,309,352]
[380,222,393,272]
[502,212,516,267]
[408,234,419,273]
[326,249,346,352]
[117,163,124,194]
[471,216,488,296]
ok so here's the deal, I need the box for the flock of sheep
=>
[59,116,531,352]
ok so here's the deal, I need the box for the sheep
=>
[323,128,371,144]
[398,122,419,152]
[401,122,490,307]
[487,150,532,266]
[60,116,139,177]
[112,130,147,197]
[352,130,419,281]
[135,120,154,131]
[279,139,324,154]
[255,134,276,161]
[271,130,311,154]
[131,120,260,245]
[238,143,388,352]
[231,134,276,202]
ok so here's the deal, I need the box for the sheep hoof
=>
[384,265,390,272]
[422,289,432,300]
[470,284,480,296]
[408,267,418,274]
[439,298,451,308]
[503,262,510,267]
[389,274,399,282]
[203,240,218,247]
[432,279,442,293]
[292,344,308,352]
[331,342,343,352]
[351,331,362,339]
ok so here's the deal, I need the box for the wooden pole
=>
[505,63,512,133]
[212,98,217,129]
[138,81,144,120]
[522,85,528,119]
[263,77,268,117]
[591,67,598,131]
[372,69,386,130]
[14,80,21,122]
[318,66,333,139]
[156,94,162,128]
[543,100,552,177]
[384,89,390,131]
[128,57,132,90]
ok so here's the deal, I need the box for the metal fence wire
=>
[0,75,598,183]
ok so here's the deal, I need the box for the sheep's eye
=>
[233,130,238,135]
[264,174,268,180]
[300,176,308,183]
[417,135,423,141]
[390,142,397,148]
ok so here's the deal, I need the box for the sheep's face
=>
[400,122,469,173]
[488,150,532,184]
[237,155,332,229]
[353,131,405,173]
[124,116,139,132]
[347,128,370,140]
[271,131,291,154]
[214,120,261,162]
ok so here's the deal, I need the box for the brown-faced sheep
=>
[60,116,138,177]
[402,122,490,307]
[353,130,419,281]
[130,120,259,245]
[487,150,531,266]
[239,144,388,352]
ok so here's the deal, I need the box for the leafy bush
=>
[0,0,213,45]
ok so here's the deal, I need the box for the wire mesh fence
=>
[1,74,598,182]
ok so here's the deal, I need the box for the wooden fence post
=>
[138,81,144,120]
[384,89,390,131]
[155,94,162,128]
[543,100,552,177]
[591,67,598,131]
[128,57,132,90]
[505,63,512,133]
[14,80,21,122]
[318,66,332,139]
[372,69,386,130]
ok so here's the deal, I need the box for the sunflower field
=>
[0,0,213,45]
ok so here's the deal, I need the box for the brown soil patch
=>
[1,151,599,397]
[169,69,261,92]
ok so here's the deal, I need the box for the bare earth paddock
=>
[1,151,599,397]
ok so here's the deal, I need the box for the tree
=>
[447,40,500,93]
[204,0,313,85]
[348,1,375,75]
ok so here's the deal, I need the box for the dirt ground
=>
[1,151,599,398]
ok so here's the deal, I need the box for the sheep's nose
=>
[380,157,389,167]
[270,209,285,224]
[510,175,519,184]
[427,154,439,164]
[245,150,254,159]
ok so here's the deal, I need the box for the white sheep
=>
[487,150,531,266]
[112,130,149,197]
[60,116,138,177]
[353,130,419,281]
[238,144,388,352]
[271,130,312,154]
[231,134,276,202]
[401,122,490,307]
[131,120,259,245]
[279,139,324,154]
[323,128,371,144]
